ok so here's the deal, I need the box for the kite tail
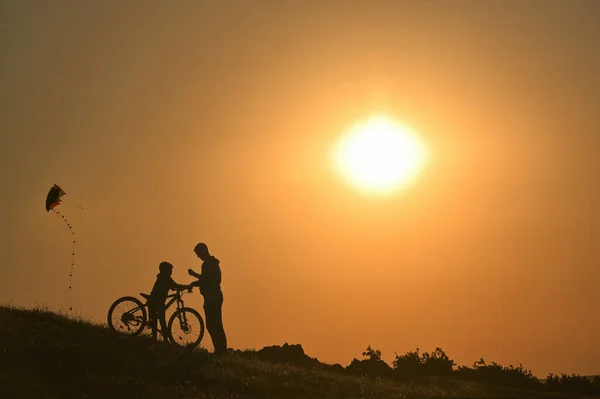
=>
[53,209,75,311]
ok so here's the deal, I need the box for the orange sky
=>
[1,1,599,378]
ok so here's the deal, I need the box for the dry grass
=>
[0,305,579,399]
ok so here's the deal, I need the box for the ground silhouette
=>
[0,305,587,399]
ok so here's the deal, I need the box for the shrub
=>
[393,347,454,379]
[455,358,540,389]
[545,373,600,395]
[346,346,394,378]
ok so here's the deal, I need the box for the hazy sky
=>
[1,1,599,378]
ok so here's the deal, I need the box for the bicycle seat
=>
[140,293,151,300]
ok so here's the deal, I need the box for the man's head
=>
[159,261,174,276]
[194,242,209,260]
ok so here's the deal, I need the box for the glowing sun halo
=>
[332,115,428,195]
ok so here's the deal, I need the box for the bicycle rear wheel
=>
[107,296,147,336]
[167,307,205,348]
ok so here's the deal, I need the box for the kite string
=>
[53,209,75,311]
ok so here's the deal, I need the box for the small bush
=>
[393,347,454,379]
[545,373,600,395]
[455,358,541,389]
[346,346,394,378]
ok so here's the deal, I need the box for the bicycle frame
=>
[162,290,187,312]
[122,289,191,332]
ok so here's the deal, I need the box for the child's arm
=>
[168,277,190,291]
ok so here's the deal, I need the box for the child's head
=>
[159,261,174,276]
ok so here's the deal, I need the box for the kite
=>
[45,184,76,311]
[45,184,66,212]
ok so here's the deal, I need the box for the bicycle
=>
[107,285,205,348]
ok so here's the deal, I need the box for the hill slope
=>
[0,306,579,399]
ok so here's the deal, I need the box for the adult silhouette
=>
[188,242,227,356]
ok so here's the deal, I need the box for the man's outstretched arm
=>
[188,269,202,280]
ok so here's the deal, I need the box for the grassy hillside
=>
[0,306,581,399]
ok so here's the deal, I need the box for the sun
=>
[332,114,428,195]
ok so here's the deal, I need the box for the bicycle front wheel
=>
[167,307,205,348]
[107,296,147,336]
